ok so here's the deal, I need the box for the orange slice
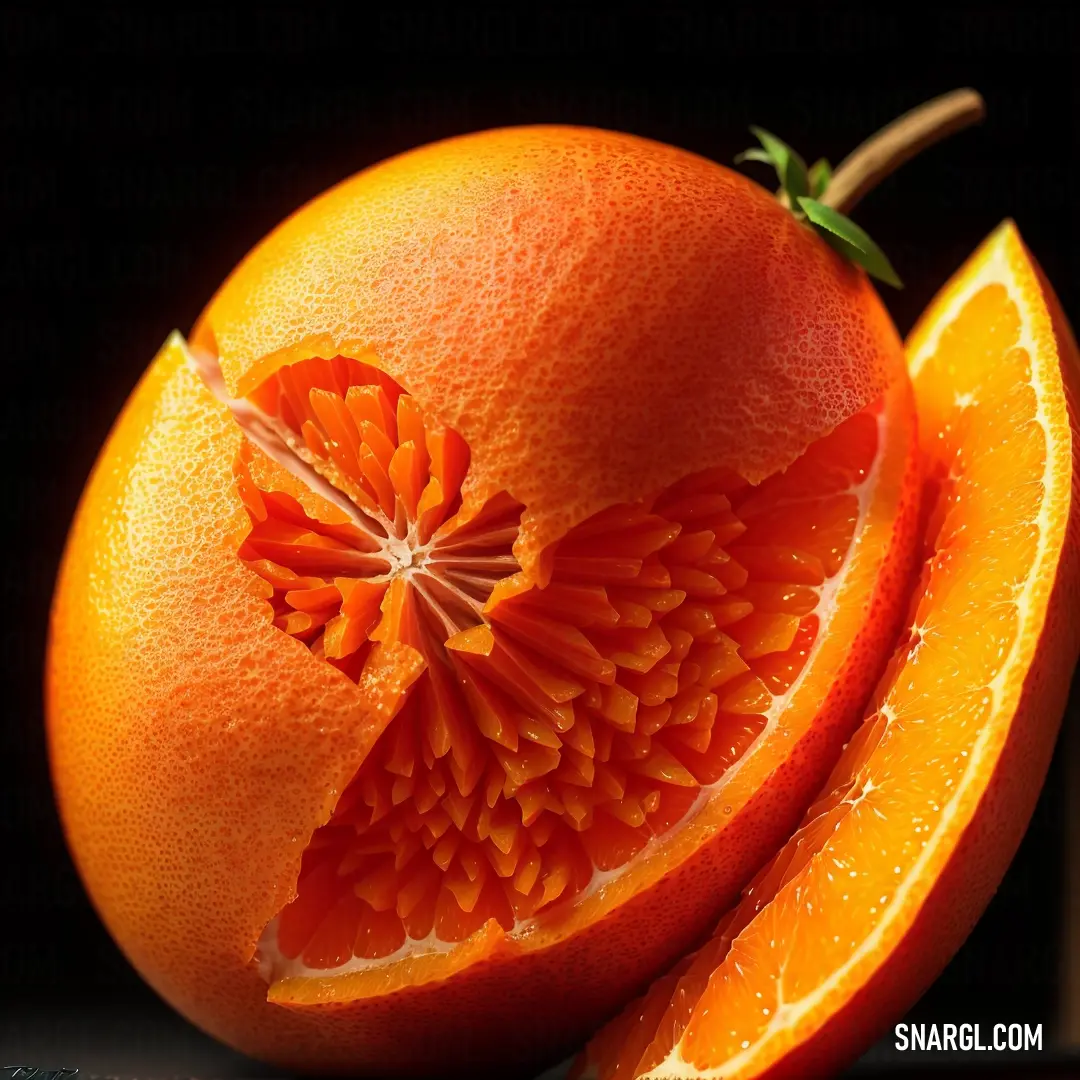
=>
[571,220,1080,1080]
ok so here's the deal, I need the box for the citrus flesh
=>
[228,355,917,984]
[571,221,1080,1080]
[46,126,919,1075]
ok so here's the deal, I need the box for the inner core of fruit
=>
[219,354,882,977]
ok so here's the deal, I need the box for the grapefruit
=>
[571,220,1080,1079]
[46,126,919,1074]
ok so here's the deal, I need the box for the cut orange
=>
[571,220,1080,1080]
[45,126,918,1076]
[241,362,917,1019]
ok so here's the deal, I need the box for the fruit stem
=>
[822,88,986,215]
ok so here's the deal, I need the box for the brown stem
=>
[821,88,986,215]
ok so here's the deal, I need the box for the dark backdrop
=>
[2,5,1079,1078]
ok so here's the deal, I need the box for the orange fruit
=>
[45,126,918,1075]
[571,220,1080,1080]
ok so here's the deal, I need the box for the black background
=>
[2,5,1079,1078]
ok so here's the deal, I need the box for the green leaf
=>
[796,197,903,288]
[748,126,809,205]
[808,158,832,199]
[733,147,775,166]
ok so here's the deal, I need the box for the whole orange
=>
[46,127,916,1076]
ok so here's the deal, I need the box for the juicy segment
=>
[572,224,1077,1080]
[235,356,884,976]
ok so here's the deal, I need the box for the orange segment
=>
[573,220,1080,1080]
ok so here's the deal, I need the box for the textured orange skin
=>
[739,240,1080,1080]
[192,125,903,582]
[47,126,912,1077]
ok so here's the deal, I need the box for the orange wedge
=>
[571,220,1080,1080]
